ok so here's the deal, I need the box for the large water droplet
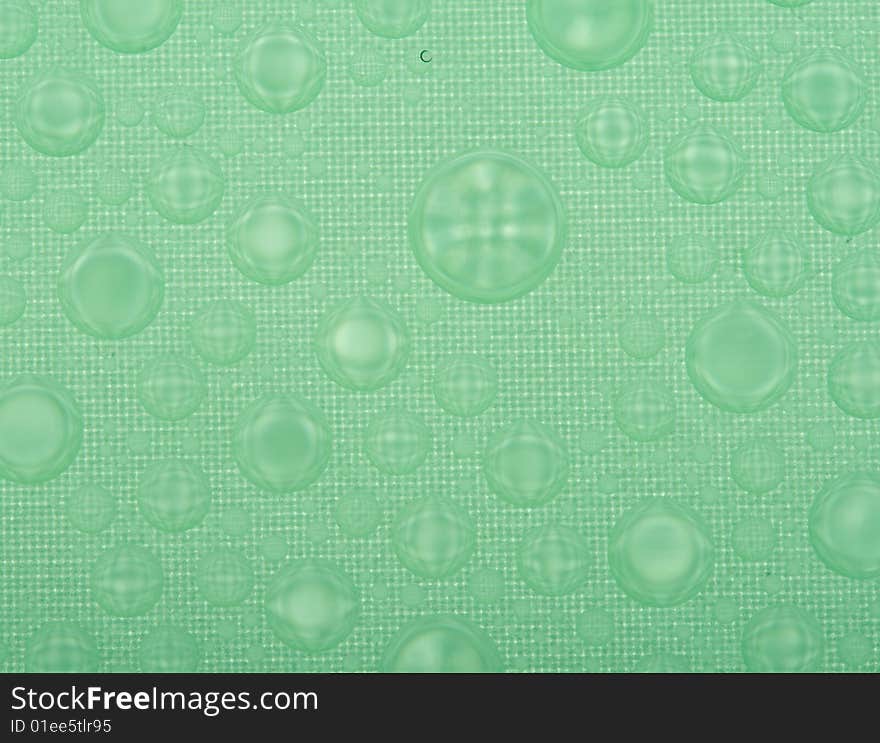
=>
[91,545,164,617]
[827,341,880,419]
[806,156,880,237]
[517,524,591,596]
[742,605,823,672]
[665,125,747,205]
[381,616,502,672]
[391,497,476,579]
[782,49,865,133]
[81,0,182,54]
[146,147,225,225]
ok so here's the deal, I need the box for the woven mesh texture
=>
[1,0,879,673]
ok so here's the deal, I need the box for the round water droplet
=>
[0,1,37,59]
[265,560,359,652]
[730,438,785,493]
[807,156,880,237]
[433,354,497,417]
[809,472,880,579]
[827,342,880,419]
[526,0,653,72]
[211,0,241,35]
[517,524,591,596]
[0,160,36,201]
[43,190,88,234]
[234,393,332,492]
[96,166,132,206]
[66,483,116,534]
[25,622,98,672]
[355,0,430,39]
[613,380,675,442]
[666,234,718,284]
[347,43,389,87]
[234,23,326,114]
[334,490,382,538]
[409,150,566,304]
[314,297,410,392]
[153,88,205,139]
[742,605,823,672]
[575,97,648,168]
[0,276,26,326]
[139,625,200,672]
[381,616,502,672]
[837,631,873,669]
[190,299,256,366]
[686,300,797,413]
[227,194,318,285]
[0,376,82,484]
[137,356,205,421]
[364,408,431,475]
[15,68,105,157]
[137,459,211,533]
[58,233,164,340]
[391,497,475,579]
[732,517,777,562]
[92,545,163,617]
[81,0,182,54]
[196,547,254,606]
[608,499,714,607]
[618,314,665,359]
[782,49,865,133]
[743,230,806,298]
[690,33,760,102]
[665,125,747,205]
[832,251,880,322]
[483,420,568,507]
[146,147,225,224]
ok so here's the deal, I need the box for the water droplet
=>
[613,380,675,442]
[575,97,648,168]
[618,314,665,359]
[575,607,614,647]
[807,155,880,237]
[146,147,225,224]
[0,1,37,59]
[211,0,242,35]
[346,43,389,87]
[827,342,880,419]
[227,194,318,285]
[526,0,653,72]
[314,297,410,391]
[608,499,714,607]
[265,560,360,652]
[0,276,26,326]
[665,125,747,205]
[15,68,105,157]
[832,251,880,321]
[96,166,132,207]
[43,189,88,234]
[732,517,777,561]
[809,472,880,578]
[742,605,823,672]
[391,497,475,579]
[433,354,497,417]
[91,545,164,617]
[355,0,430,39]
[334,490,382,537]
[58,233,164,340]
[153,88,206,139]
[234,393,332,492]
[196,547,254,606]
[743,229,806,298]
[234,23,326,114]
[25,623,98,672]
[666,234,718,284]
[409,150,566,304]
[65,483,116,534]
[686,300,797,413]
[0,160,36,201]
[190,299,256,366]
[782,49,865,133]
[81,0,182,54]
[517,524,591,596]
[730,438,784,493]
[364,408,431,475]
[0,376,82,484]
[139,625,200,672]
[136,356,205,421]
[137,459,211,533]
[483,420,568,507]
[381,616,502,672]
[690,33,761,102]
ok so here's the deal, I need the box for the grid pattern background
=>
[1,0,879,673]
